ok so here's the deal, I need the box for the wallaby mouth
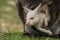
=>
[25,23,34,27]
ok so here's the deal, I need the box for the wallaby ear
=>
[33,3,42,13]
[23,7,32,13]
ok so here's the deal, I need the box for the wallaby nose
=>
[25,22,30,27]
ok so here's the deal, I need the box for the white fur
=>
[26,10,41,26]
[25,6,48,27]
[24,3,50,27]
[25,3,52,35]
[26,9,48,30]
[25,10,52,35]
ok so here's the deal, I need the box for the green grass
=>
[0,0,60,40]
[0,32,60,40]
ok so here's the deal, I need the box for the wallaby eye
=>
[30,17,34,20]
[40,10,45,14]
[40,11,43,13]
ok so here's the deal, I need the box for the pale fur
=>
[26,10,52,35]
[25,3,52,35]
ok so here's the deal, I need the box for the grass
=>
[0,0,60,40]
[0,32,60,40]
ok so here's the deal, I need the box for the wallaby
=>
[24,3,52,35]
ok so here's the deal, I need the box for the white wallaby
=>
[24,3,52,35]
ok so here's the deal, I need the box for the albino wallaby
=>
[24,3,52,35]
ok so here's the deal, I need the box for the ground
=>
[0,32,60,40]
[0,0,60,40]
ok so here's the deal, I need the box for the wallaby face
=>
[25,3,50,27]
[25,10,45,26]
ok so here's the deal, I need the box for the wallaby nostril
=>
[25,22,31,27]
[25,24,29,26]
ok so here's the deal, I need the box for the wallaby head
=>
[24,3,50,27]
